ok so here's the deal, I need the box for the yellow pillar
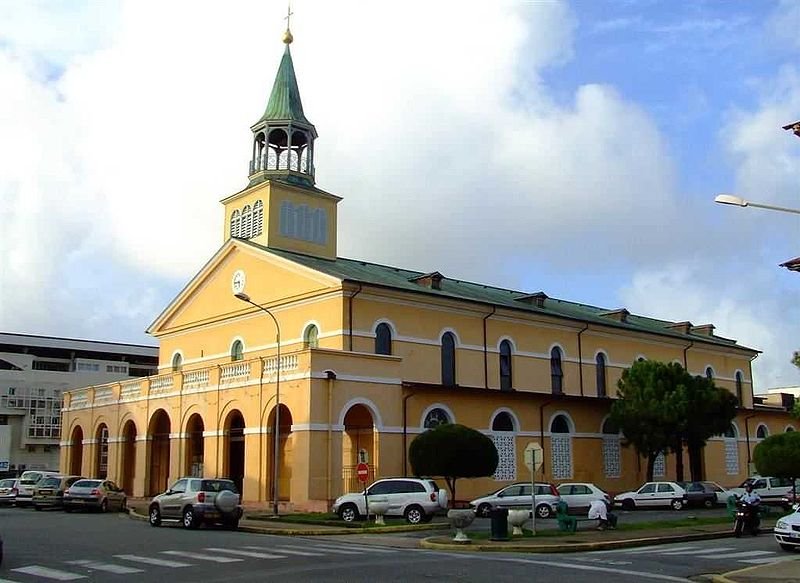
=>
[107,439,121,484]
[169,434,182,487]
[243,432,262,503]
[133,437,149,498]
[81,440,96,478]
[203,431,220,479]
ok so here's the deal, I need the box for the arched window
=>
[550,414,572,479]
[171,353,182,373]
[303,324,319,349]
[596,353,607,397]
[441,332,456,386]
[756,424,769,439]
[230,210,241,238]
[230,340,244,362]
[241,205,253,239]
[723,423,739,475]
[787,426,796,432]
[499,340,513,391]
[253,200,264,236]
[550,347,563,394]
[491,411,516,481]
[601,417,620,478]
[375,323,392,355]
[705,366,714,380]
[735,371,743,405]
[423,407,451,429]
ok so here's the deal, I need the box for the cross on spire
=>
[282,1,294,44]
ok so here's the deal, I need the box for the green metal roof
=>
[248,242,757,353]
[259,44,311,125]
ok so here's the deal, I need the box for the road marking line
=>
[205,548,286,559]
[659,547,735,555]
[161,551,243,563]
[299,546,365,555]
[11,566,85,580]
[314,544,398,554]
[0,579,22,583]
[494,556,690,582]
[696,550,774,559]
[114,554,192,568]
[625,545,699,554]
[252,546,325,557]
[67,560,144,574]
[739,556,794,565]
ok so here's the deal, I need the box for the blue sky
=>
[0,0,798,390]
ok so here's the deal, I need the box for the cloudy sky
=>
[1,0,798,391]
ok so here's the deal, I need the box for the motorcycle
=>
[733,500,760,537]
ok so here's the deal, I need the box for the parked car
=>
[613,481,688,510]
[678,481,732,508]
[15,470,60,507]
[0,478,19,506]
[33,475,84,510]
[556,483,611,511]
[469,482,561,519]
[148,477,243,530]
[730,476,798,506]
[63,479,127,513]
[774,504,800,551]
[332,477,448,524]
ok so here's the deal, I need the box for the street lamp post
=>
[234,292,281,516]
[714,194,800,216]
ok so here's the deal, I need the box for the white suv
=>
[332,477,448,524]
[730,476,798,507]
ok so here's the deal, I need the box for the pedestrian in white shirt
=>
[588,498,617,530]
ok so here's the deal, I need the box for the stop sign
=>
[356,462,369,483]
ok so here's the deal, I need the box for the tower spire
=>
[248,6,317,188]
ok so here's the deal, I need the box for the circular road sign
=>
[356,462,369,483]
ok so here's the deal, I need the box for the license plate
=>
[39,490,52,495]
[791,532,800,539]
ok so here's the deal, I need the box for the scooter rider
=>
[738,482,762,533]
[741,482,761,506]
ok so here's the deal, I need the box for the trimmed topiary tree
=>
[753,431,800,500]
[409,423,498,504]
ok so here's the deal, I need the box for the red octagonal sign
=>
[356,462,369,483]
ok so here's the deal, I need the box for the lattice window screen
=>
[491,433,516,481]
[653,451,666,477]
[724,439,739,475]
[550,434,572,479]
[602,436,621,478]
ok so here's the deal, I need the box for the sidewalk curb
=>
[708,557,800,583]
[419,529,741,554]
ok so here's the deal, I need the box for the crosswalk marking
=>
[206,548,286,559]
[114,554,193,568]
[318,543,398,554]
[625,545,698,554]
[660,547,735,555]
[296,545,364,555]
[250,546,325,557]
[11,566,85,580]
[67,560,144,574]
[161,550,243,563]
[696,550,774,560]
[740,556,795,565]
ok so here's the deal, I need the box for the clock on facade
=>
[231,270,246,295]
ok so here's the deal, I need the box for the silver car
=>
[63,479,127,512]
[0,479,19,506]
[470,482,562,519]
[148,477,243,530]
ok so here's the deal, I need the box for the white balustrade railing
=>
[120,380,142,399]
[220,362,251,383]
[183,369,210,390]
[264,354,299,376]
[93,386,115,404]
[70,390,89,408]
[150,374,174,393]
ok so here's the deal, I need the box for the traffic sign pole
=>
[531,464,536,535]
[357,462,370,517]
[523,441,544,536]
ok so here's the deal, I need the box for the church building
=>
[60,25,796,511]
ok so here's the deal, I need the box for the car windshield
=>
[200,480,238,493]
[40,478,61,487]
[72,480,101,488]
[0,479,15,488]
[20,471,44,484]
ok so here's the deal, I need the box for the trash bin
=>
[489,507,509,541]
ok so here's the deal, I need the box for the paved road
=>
[0,506,796,582]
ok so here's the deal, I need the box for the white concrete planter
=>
[508,509,529,536]
[368,497,390,525]
[447,509,475,543]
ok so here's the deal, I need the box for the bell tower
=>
[222,17,340,261]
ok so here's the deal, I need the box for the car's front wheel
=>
[536,504,552,519]
[148,505,162,527]
[404,505,425,524]
[338,503,359,522]
[670,499,684,511]
[99,499,108,513]
[703,498,714,509]
[779,544,797,552]
[477,503,492,518]
[622,499,635,511]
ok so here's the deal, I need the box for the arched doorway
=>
[119,420,137,495]
[69,426,84,476]
[147,409,171,496]
[342,404,376,492]
[185,414,204,478]
[95,424,109,479]
[267,404,293,503]
[223,410,245,494]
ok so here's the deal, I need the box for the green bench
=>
[556,501,603,532]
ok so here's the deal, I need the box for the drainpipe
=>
[744,413,757,467]
[402,391,415,477]
[348,284,363,352]
[483,306,497,389]
[576,324,589,397]
[682,341,694,370]
[324,370,337,504]
[258,357,265,502]
[216,364,222,479]
[539,400,554,477]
